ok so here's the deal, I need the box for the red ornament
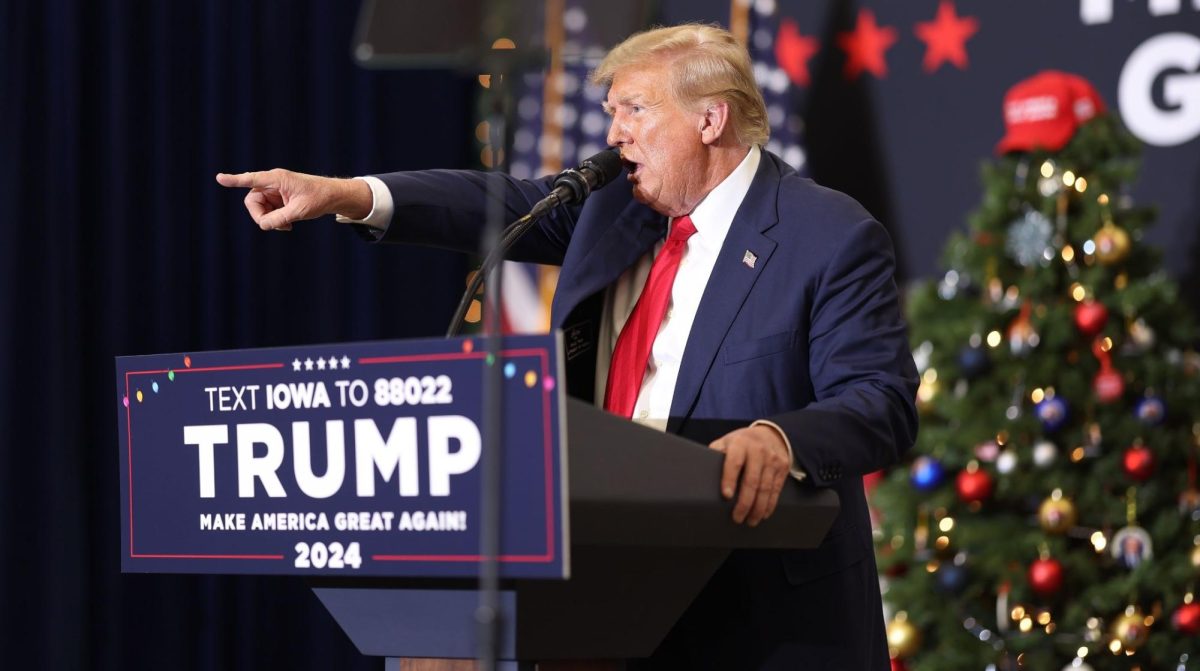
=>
[884,561,910,578]
[890,658,909,671]
[1094,367,1124,403]
[1074,300,1109,337]
[1091,338,1123,403]
[1028,557,1064,597]
[1173,602,1200,635]
[1122,443,1155,482]
[956,464,993,503]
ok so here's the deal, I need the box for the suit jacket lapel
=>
[551,200,665,327]
[667,156,782,430]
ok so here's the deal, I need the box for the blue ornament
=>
[1036,397,1069,432]
[958,345,990,380]
[1134,396,1165,426]
[935,563,969,594]
[910,456,946,491]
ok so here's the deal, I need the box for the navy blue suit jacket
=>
[371,151,918,669]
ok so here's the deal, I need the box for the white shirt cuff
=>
[334,175,394,231]
[751,419,807,481]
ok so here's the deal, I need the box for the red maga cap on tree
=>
[995,70,1106,155]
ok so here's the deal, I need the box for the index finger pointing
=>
[215,171,273,189]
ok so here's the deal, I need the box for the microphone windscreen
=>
[582,148,625,189]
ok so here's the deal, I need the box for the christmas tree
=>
[871,71,1200,671]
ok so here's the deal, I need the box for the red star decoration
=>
[914,0,980,73]
[837,9,897,80]
[775,18,820,88]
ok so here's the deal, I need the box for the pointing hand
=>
[215,169,372,231]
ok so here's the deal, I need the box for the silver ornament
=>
[996,450,1017,474]
[913,341,933,374]
[1112,525,1153,569]
[1006,210,1054,267]
[938,269,967,300]
[1033,440,1058,468]
[1038,175,1062,197]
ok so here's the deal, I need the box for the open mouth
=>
[622,159,641,178]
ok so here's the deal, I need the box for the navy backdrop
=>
[0,1,473,668]
[1,0,1197,669]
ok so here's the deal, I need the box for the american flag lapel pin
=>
[742,250,757,269]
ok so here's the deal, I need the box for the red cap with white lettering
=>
[996,70,1106,155]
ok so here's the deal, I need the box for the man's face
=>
[603,60,708,217]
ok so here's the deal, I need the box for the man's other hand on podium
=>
[216,169,373,231]
[708,424,791,527]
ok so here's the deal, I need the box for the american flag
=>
[498,0,808,333]
[743,0,809,175]
[500,0,611,334]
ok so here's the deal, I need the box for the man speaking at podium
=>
[218,23,917,671]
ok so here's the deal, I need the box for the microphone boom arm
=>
[445,211,538,337]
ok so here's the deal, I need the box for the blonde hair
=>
[590,23,770,147]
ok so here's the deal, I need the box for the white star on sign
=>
[304,358,314,371]
[316,357,327,371]
[327,356,339,370]
[341,356,351,369]
[292,358,302,372]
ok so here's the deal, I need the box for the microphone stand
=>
[446,212,535,338]
[476,68,508,671]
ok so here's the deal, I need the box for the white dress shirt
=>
[595,145,760,428]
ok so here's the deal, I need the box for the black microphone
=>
[529,148,625,218]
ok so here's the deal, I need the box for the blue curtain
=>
[0,1,477,668]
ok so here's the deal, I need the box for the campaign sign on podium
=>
[115,335,567,579]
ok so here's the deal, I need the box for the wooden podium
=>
[310,398,839,670]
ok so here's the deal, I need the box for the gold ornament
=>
[1110,607,1150,652]
[1094,221,1130,265]
[1127,318,1156,351]
[887,612,922,659]
[1038,490,1078,534]
[1191,543,1200,570]
[916,380,939,415]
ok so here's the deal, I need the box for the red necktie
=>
[604,215,697,417]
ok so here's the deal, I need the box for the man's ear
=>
[699,100,731,145]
